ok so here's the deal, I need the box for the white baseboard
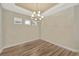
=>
[3,39,38,49]
[2,38,79,53]
[43,39,79,52]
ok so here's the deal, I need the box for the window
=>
[25,20,31,25]
[14,17,22,24]
[24,20,37,26]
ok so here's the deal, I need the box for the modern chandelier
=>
[31,4,44,22]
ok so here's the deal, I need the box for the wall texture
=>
[41,6,79,51]
[2,9,38,48]
[73,4,79,50]
[0,4,2,50]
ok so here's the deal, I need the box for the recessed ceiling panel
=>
[16,3,57,13]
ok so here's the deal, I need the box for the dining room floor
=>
[0,39,79,56]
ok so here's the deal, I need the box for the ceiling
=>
[16,3,57,13]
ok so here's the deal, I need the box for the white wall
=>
[73,4,79,50]
[2,9,38,48]
[41,5,79,52]
[0,4,2,51]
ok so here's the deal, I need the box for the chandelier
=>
[31,4,44,22]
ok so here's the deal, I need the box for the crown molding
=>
[42,3,79,17]
[1,3,79,17]
[1,3,32,16]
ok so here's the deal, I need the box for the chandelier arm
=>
[31,3,44,21]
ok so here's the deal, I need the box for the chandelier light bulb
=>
[35,18,37,20]
[32,14,34,17]
[37,14,40,17]
[33,11,36,14]
[41,16,44,18]
[38,11,40,14]
[39,18,42,20]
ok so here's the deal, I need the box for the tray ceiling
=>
[16,3,57,13]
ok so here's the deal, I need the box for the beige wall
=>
[73,4,79,50]
[2,9,38,48]
[41,6,79,51]
[0,4,2,50]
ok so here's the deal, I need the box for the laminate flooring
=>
[0,39,79,56]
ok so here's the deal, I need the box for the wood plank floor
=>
[0,39,79,56]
